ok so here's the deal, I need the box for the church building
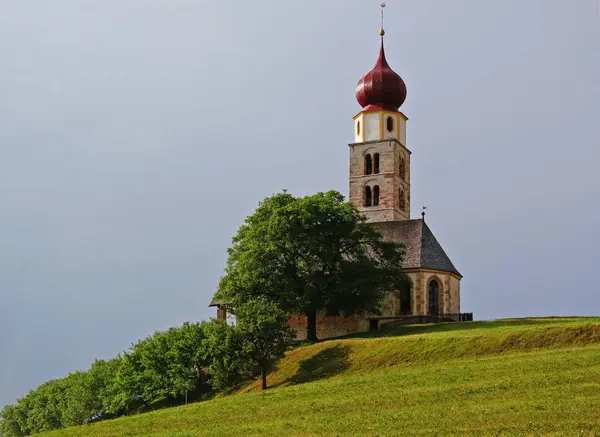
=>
[212,17,463,340]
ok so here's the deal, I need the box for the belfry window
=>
[365,154,373,175]
[387,116,394,132]
[364,186,372,207]
[428,280,440,316]
[373,153,380,174]
[399,189,406,212]
[357,121,361,137]
[399,158,406,180]
[373,186,380,206]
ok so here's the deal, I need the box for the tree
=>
[214,190,407,342]
[24,380,65,434]
[87,358,122,421]
[0,405,24,437]
[201,319,252,391]
[111,322,211,415]
[58,371,95,427]
[235,297,294,390]
[164,323,211,402]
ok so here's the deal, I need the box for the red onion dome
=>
[356,38,407,112]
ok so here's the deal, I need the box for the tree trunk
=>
[261,366,267,391]
[306,309,318,342]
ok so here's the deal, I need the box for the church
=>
[212,18,463,340]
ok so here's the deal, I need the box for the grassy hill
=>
[42,318,600,437]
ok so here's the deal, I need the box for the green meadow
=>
[42,318,600,437]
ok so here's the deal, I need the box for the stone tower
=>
[349,31,411,223]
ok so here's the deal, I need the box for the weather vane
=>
[422,205,428,221]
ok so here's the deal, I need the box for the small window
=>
[373,186,380,206]
[357,120,361,137]
[365,154,373,175]
[373,153,380,174]
[387,116,394,132]
[365,186,372,207]
[399,158,406,180]
[399,189,406,212]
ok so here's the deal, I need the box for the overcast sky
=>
[1,0,599,409]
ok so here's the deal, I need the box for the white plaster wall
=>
[399,117,407,145]
[364,112,380,141]
[354,111,407,145]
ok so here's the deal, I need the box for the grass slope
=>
[43,318,600,437]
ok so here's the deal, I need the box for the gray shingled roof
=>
[374,219,462,277]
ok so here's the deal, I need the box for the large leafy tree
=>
[215,190,407,342]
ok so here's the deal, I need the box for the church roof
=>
[374,219,462,277]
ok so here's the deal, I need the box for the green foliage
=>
[87,358,122,420]
[235,297,295,389]
[215,190,407,341]
[0,360,121,437]
[201,320,253,391]
[110,322,211,415]
[1,323,212,436]
[201,299,295,391]
[0,404,25,437]
[35,318,600,437]
[21,380,64,434]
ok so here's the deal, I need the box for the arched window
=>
[365,154,373,175]
[373,153,380,174]
[364,186,372,207]
[399,189,406,212]
[387,116,394,132]
[399,158,406,180]
[373,186,380,206]
[357,121,361,136]
[399,282,412,316]
[428,280,440,316]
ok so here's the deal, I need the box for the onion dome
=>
[356,35,407,112]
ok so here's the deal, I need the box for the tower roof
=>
[356,36,407,112]
[375,220,462,277]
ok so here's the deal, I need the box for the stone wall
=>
[286,269,461,340]
[288,312,370,341]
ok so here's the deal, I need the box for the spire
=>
[380,2,386,37]
[355,2,407,112]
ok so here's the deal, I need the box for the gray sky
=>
[1,0,599,409]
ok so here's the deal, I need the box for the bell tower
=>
[349,8,411,223]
